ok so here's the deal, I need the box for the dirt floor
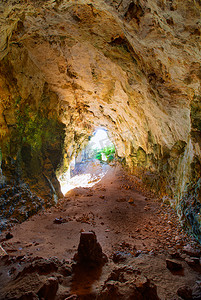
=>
[0,162,201,299]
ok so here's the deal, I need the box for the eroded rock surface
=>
[0,0,200,238]
[0,165,201,300]
[97,266,160,300]
[74,231,108,266]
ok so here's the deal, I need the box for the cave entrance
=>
[58,128,115,195]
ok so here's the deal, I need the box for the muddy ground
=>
[0,162,201,299]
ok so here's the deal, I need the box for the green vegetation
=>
[93,145,115,162]
[15,103,64,153]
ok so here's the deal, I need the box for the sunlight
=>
[59,171,107,195]
[58,128,113,195]
[89,129,113,150]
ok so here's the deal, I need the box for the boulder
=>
[97,266,160,300]
[177,286,192,300]
[74,231,107,266]
[166,259,183,271]
[37,277,58,300]
[183,245,201,258]
[192,281,201,300]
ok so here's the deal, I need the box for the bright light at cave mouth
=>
[59,171,107,195]
[89,128,112,149]
[58,129,113,195]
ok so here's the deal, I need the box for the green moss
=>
[15,103,64,153]
[136,147,146,163]
[14,95,22,107]
[0,93,65,184]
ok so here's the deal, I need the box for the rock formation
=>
[97,266,160,300]
[0,0,200,240]
[74,231,108,266]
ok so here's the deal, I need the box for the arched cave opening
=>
[58,128,116,195]
[0,0,201,298]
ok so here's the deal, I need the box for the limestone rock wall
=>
[0,0,200,239]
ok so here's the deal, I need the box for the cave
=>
[0,0,201,299]
[58,128,115,194]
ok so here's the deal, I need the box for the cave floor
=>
[0,162,201,299]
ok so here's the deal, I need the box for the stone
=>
[53,218,63,224]
[166,259,183,271]
[177,286,192,300]
[185,257,195,266]
[0,184,45,231]
[64,295,78,300]
[0,0,200,246]
[53,217,68,224]
[185,256,200,266]
[6,232,13,239]
[74,231,107,266]
[169,251,181,259]
[97,266,160,299]
[18,292,39,300]
[183,245,201,257]
[128,198,134,204]
[192,281,201,300]
[17,258,59,277]
[112,251,130,263]
[37,277,58,300]
[135,250,142,257]
[58,265,72,276]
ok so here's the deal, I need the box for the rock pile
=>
[0,184,44,231]
[97,266,160,300]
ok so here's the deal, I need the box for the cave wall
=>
[0,0,200,240]
[0,51,65,201]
